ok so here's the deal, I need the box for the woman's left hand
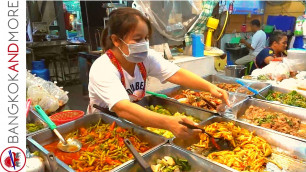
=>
[209,85,230,107]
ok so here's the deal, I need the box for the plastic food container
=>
[49,110,84,126]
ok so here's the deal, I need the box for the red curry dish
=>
[44,121,150,172]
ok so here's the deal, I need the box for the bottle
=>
[192,34,204,57]
[229,1,234,14]
[295,17,303,36]
[31,60,50,81]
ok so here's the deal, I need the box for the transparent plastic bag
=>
[27,85,59,114]
[26,71,69,106]
[272,63,290,81]
[41,82,69,106]
[134,0,202,41]
[218,87,251,118]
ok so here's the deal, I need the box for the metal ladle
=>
[35,105,82,153]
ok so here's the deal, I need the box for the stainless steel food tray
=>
[158,86,248,114]
[231,98,306,143]
[26,108,48,137]
[114,144,231,172]
[255,85,306,109]
[26,138,72,172]
[136,95,214,121]
[27,113,168,172]
[172,116,306,172]
[202,74,271,96]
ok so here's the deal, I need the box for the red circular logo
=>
[0,147,26,172]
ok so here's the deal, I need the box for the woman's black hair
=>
[101,7,152,50]
[269,31,287,46]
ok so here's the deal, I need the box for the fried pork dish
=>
[173,89,222,111]
[215,83,253,95]
[242,106,306,139]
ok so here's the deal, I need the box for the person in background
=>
[252,31,287,70]
[235,19,266,65]
[88,8,230,139]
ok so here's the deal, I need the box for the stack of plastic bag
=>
[26,71,69,114]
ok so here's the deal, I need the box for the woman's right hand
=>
[167,116,201,139]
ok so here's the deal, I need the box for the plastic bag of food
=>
[297,80,306,91]
[27,85,59,114]
[27,71,69,106]
[41,82,69,106]
[272,63,290,81]
[296,71,306,80]
[283,58,303,77]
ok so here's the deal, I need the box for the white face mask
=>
[117,38,149,63]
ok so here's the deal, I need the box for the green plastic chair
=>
[245,61,254,75]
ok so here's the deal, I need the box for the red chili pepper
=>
[139,147,147,152]
[104,133,111,139]
[80,128,87,136]
[116,127,126,133]
[110,121,116,131]
[87,146,95,152]
[83,166,95,172]
[118,138,124,147]
[211,138,221,150]
[129,137,135,143]
[105,158,121,165]
[110,145,115,151]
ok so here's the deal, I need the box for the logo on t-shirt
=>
[126,81,145,101]
[269,50,273,55]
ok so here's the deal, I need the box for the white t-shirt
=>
[87,49,180,114]
[251,30,266,56]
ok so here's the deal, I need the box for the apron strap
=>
[106,49,147,98]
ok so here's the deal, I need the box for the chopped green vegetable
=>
[26,122,44,133]
[266,90,306,108]
[151,156,191,172]
[257,75,270,81]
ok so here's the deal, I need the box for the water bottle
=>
[191,34,204,57]
[31,60,50,81]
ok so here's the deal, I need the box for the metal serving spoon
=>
[35,105,82,153]
[124,139,152,172]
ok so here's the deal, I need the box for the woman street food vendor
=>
[251,31,288,72]
[87,7,229,139]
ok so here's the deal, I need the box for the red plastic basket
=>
[50,110,84,126]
